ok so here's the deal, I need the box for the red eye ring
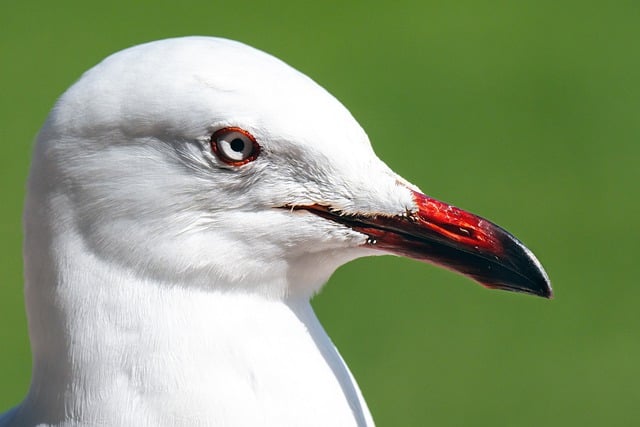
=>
[210,127,260,166]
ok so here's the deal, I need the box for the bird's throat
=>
[20,242,373,425]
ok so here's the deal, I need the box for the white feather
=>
[1,37,419,426]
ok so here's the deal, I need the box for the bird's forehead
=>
[188,39,371,151]
[58,37,369,153]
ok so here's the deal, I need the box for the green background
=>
[1,1,638,425]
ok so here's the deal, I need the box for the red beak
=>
[302,190,552,298]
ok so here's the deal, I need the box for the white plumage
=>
[0,37,550,427]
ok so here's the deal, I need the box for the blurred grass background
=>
[1,1,638,425]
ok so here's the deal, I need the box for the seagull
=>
[0,37,551,427]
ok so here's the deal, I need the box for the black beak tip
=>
[490,231,553,299]
[488,279,553,299]
[537,282,554,299]
[536,276,554,299]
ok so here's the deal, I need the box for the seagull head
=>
[29,36,551,300]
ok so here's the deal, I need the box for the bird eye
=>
[211,127,260,166]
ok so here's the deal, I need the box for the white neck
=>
[7,216,374,427]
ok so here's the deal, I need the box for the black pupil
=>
[230,138,245,153]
